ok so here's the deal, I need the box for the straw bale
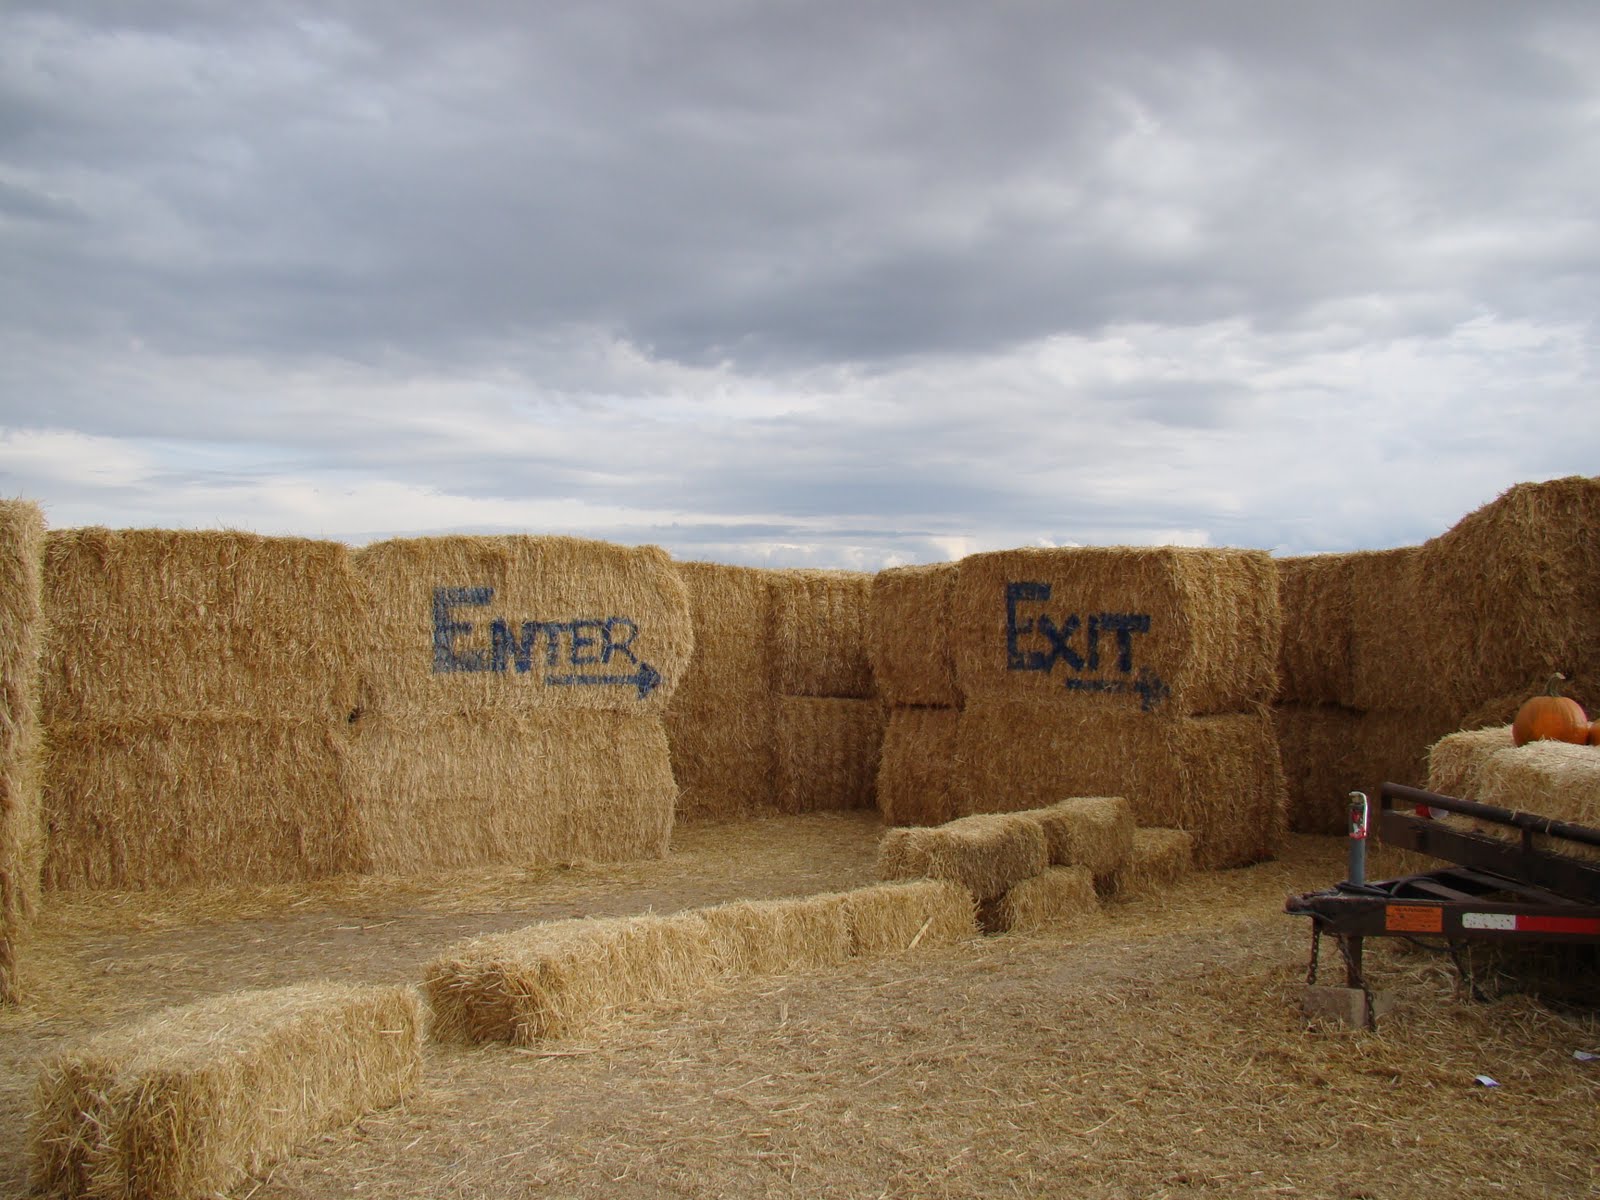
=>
[1,500,46,1005]
[1342,547,1454,715]
[1418,476,1600,712]
[1433,738,1600,862]
[877,813,1049,902]
[1102,827,1194,899]
[773,696,885,814]
[425,911,717,1044]
[1426,726,1515,801]
[1274,703,1365,835]
[832,879,977,956]
[955,700,1285,869]
[664,562,775,822]
[350,711,675,874]
[767,568,875,698]
[42,716,360,892]
[41,528,364,723]
[1274,554,1354,705]
[31,982,423,1200]
[353,535,692,718]
[1024,796,1135,876]
[868,563,960,707]
[983,865,1098,934]
[700,893,852,975]
[950,545,1280,716]
[875,706,961,827]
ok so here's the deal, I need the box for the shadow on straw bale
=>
[767,569,875,698]
[1102,828,1194,901]
[353,535,692,718]
[982,865,1098,934]
[1274,554,1355,705]
[1341,547,1455,715]
[42,717,361,892]
[950,545,1280,715]
[700,894,852,975]
[876,706,961,827]
[773,696,885,815]
[955,699,1285,869]
[833,879,977,955]
[1,500,45,1005]
[31,983,423,1200]
[1274,703,1366,835]
[664,562,775,822]
[1418,476,1600,712]
[1024,796,1135,876]
[877,813,1048,902]
[42,529,364,723]
[869,563,960,707]
[425,912,717,1044]
[349,711,675,875]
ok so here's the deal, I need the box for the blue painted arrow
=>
[1063,667,1170,712]
[545,661,662,700]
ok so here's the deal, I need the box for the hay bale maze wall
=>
[40,530,368,892]
[1274,476,1600,832]
[32,983,423,1200]
[944,546,1285,869]
[349,535,692,872]
[1,500,46,1004]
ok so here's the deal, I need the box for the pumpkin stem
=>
[1546,672,1568,696]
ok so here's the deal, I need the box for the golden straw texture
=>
[0,500,46,1004]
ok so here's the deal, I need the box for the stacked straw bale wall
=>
[0,501,46,1004]
[663,563,775,821]
[40,530,367,892]
[349,535,691,872]
[940,546,1284,868]
[32,983,423,1199]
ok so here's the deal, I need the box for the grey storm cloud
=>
[1,1,1597,563]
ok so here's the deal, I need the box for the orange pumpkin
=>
[1590,720,1600,747]
[1511,675,1590,747]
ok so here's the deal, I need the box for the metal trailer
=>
[1284,782,1600,1019]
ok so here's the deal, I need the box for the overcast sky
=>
[2,2,1596,567]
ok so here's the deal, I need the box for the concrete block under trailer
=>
[1285,782,1600,1014]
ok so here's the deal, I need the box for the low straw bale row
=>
[1,500,46,1005]
[32,983,423,1200]
[426,880,976,1044]
[1103,827,1195,900]
[982,865,1098,934]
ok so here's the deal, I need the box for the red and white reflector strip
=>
[1462,912,1600,936]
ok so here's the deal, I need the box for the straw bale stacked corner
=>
[0,500,46,1004]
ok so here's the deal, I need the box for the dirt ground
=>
[3,814,1598,1199]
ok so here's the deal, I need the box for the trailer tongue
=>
[1285,782,1600,1024]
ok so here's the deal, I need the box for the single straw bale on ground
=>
[41,528,364,723]
[868,563,960,707]
[700,894,852,975]
[1427,731,1600,860]
[425,911,717,1044]
[1274,554,1354,706]
[1,499,45,1005]
[767,568,875,698]
[1024,796,1135,876]
[832,879,977,955]
[983,865,1098,934]
[876,706,961,827]
[42,716,361,893]
[31,982,423,1200]
[950,545,1280,715]
[353,535,692,718]
[955,699,1285,870]
[1274,703,1366,835]
[349,711,675,875]
[664,562,775,822]
[877,813,1048,902]
[1102,828,1194,900]
[1417,476,1600,712]
[773,696,885,814]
